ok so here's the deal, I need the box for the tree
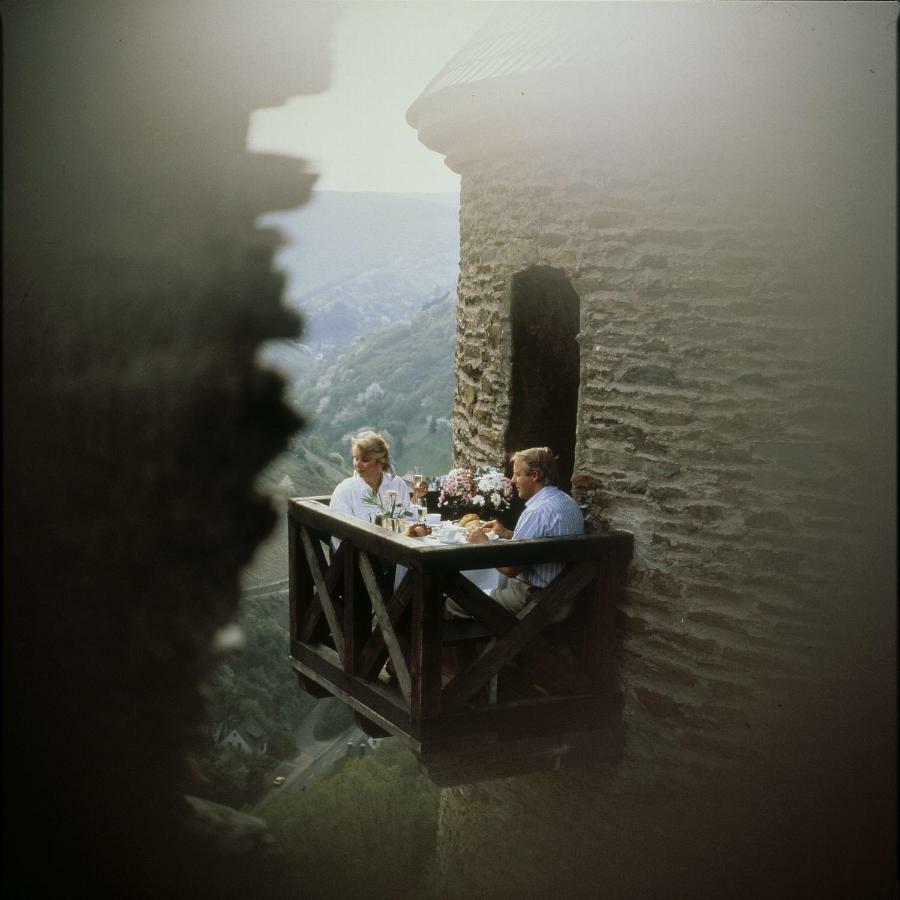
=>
[312,699,352,740]
[265,740,440,899]
[307,434,327,456]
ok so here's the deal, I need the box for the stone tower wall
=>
[443,140,895,895]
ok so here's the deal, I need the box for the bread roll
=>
[459,513,482,528]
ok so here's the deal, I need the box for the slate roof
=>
[239,718,268,741]
[412,5,601,107]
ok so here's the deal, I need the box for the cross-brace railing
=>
[288,497,633,755]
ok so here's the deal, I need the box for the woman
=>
[330,430,425,525]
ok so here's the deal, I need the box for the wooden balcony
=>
[288,496,634,784]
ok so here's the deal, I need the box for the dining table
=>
[393,522,508,596]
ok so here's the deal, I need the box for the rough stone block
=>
[635,686,684,720]
[587,210,636,229]
[650,571,683,598]
[622,365,685,388]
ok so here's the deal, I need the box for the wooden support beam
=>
[410,570,442,723]
[357,550,412,705]
[290,642,420,748]
[343,543,372,689]
[298,539,347,642]
[288,514,302,643]
[441,573,520,635]
[442,562,598,707]
[358,572,414,679]
[585,557,627,698]
[418,693,604,749]
[441,571,584,697]
[300,525,345,661]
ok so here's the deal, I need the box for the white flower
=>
[490,491,502,507]
[472,495,485,506]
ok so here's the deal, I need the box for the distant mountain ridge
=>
[262,191,460,349]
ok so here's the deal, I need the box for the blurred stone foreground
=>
[3,3,336,896]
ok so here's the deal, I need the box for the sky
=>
[248,1,495,193]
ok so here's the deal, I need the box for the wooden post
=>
[288,511,299,643]
[290,510,332,698]
[343,543,373,684]
[410,570,442,723]
[289,513,314,644]
[587,556,626,702]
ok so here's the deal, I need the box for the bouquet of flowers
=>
[437,466,514,521]
[361,488,408,521]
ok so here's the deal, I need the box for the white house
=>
[217,719,269,756]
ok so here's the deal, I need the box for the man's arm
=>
[466,519,523,577]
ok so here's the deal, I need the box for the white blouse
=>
[329,470,413,522]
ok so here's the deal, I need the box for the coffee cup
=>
[426,513,441,526]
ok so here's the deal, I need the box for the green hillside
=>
[287,292,455,479]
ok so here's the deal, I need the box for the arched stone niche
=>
[505,265,580,494]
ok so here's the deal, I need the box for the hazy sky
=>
[248,1,495,193]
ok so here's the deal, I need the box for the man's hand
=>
[482,519,513,540]
[466,519,513,543]
[465,519,522,577]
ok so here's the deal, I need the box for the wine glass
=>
[411,468,427,522]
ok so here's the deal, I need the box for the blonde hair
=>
[511,447,559,486]
[350,430,393,473]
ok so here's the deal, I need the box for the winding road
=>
[252,707,364,814]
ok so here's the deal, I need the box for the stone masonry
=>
[453,140,890,773]
[410,4,896,896]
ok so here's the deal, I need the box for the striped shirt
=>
[512,485,584,588]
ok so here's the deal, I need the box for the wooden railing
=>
[288,496,633,756]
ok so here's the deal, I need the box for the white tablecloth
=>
[393,535,505,595]
[459,566,502,594]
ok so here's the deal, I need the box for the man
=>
[462,446,584,618]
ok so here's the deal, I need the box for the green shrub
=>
[312,699,353,741]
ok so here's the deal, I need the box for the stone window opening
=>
[505,265,581,494]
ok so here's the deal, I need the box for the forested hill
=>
[247,292,456,588]
[284,290,456,481]
[262,191,460,350]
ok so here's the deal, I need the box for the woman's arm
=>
[329,479,355,517]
